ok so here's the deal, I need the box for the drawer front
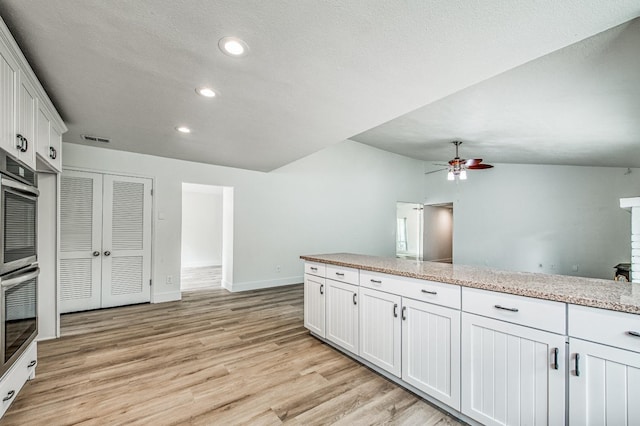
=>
[305,262,326,277]
[569,304,640,353]
[360,271,460,309]
[326,265,359,285]
[0,342,36,417]
[462,287,566,334]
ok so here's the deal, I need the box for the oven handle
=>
[1,267,40,290]
[1,177,39,197]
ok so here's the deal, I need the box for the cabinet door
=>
[569,338,640,425]
[16,72,36,168]
[48,124,62,171]
[59,170,103,313]
[359,287,402,377]
[304,274,325,337]
[36,106,50,160]
[402,298,461,410]
[326,279,359,354]
[0,42,18,158]
[101,174,152,308]
[461,313,566,426]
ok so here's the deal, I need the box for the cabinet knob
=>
[353,293,357,305]
[319,284,324,295]
[93,251,100,257]
[104,251,111,256]
[551,348,559,370]
[49,146,57,159]
[628,331,640,338]
[574,353,581,377]
[27,360,36,368]
[401,306,407,320]
[393,303,398,318]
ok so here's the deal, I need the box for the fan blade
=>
[464,158,483,167]
[467,163,494,170]
[433,163,449,167]
[425,168,447,175]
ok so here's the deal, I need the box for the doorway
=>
[396,201,453,263]
[180,183,233,291]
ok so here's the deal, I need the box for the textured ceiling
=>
[352,17,640,168]
[0,1,638,171]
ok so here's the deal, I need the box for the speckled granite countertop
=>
[300,253,640,315]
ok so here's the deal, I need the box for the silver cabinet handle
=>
[335,272,345,276]
[27,360,36,368]
[628,331,640,338]
[353,293,357,305]
[370,279,382,284]
[575,353,580,377]
[104,251,111,256]
[494,304,519,312]
[319,284,324,295]
[552,348,559,370]
[401,306,407,320]
[421,289,437,295]
[393,303,398,318]
[2,390,15,402]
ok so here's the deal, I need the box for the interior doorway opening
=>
[180,183,234,291]
[396,201,453,263]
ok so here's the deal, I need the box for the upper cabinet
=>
[0,16,66,172]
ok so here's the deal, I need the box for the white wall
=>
[62,140,426,298]
[423,205,452,262]
[181,187,223,268]
[424,164,640,279]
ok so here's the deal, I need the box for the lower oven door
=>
[0,265,38,377]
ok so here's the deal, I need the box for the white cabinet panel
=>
[326,265,359,285]
[402,297,460,409]
[0,42,18,158]
[303,274,325,338]
[569,304,640,354]
[359,287,402,377]
[326,279,358,354]
[16,73,36,168]
[462,313,566,426]
[569,338,640,425]
[304,262,325,277]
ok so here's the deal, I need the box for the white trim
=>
[221,280,232,291]
[152,291,181,303]
[229,276,303,292]
[182,262,223,269]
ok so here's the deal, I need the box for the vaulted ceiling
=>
[1,1,638,171]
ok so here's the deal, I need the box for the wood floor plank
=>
[1,284,462,425]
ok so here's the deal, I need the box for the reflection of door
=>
[396,202,423,260]
[60,170,152,313]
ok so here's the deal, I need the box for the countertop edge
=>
[300,255,640,315]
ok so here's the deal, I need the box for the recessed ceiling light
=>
[218,37,249,57]
[176,126,191,134]
[196,87,216,98]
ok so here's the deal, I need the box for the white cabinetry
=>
[0,342,37,418]
[461,313,566,426]
[359,286,402,377]
[36,104,62,172]
[16,72,36,168]
[568,304,640,424]
[325,279,359,354]
[402,297,460,409]
[0,41,18,159]
[304,273,325,338]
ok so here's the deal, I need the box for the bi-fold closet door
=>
[60,170,152,313]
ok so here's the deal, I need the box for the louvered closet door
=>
[60,171,102,313]
[101,175,152,308]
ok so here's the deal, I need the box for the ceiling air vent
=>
[81,134,111,143]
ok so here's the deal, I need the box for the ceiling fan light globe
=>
[459,170,467,180]
[447,171,454,181]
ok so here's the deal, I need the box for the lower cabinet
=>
[461,313,566,426]
[325,279,359,354]
[359,287,402,377]
[0,342,37,418]
[568,338,640,424]
[303,273,325,338]
[402,297,461,410]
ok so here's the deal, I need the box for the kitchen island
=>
[300,253,640,426]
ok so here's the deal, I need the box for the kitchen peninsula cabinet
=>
[325,279,359,354]
[303,263,325,338]
[302,253,640,426]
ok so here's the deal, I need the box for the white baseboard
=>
[152,291,181,303]
[221,279,232,291]
[228,276,303,292]
[181,262,222,269]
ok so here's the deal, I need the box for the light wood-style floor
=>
[2,285,462,425]
[181,265,222,291]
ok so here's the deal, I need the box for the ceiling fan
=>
[425,141,493,180]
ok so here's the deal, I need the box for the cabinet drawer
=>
[569,304,640,353]
[326,265,359,285]
[462,287,566,334]
[360,271,460,309]
[305,262,326,277]
[0,342,36,417]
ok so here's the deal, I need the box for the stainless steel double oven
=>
[0,151,38,377]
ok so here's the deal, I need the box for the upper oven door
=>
[1,177,39,275]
